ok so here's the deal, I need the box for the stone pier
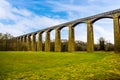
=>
[37,32,43,51]
[55,28,61,52]
[27,35,31,51]
[113,13,120,52]
[68,24,75,52]
[87,19,94,52]
[45,30,50,52]
[31,34,36,51]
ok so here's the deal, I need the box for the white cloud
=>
[61,27,69,40]
[94,25,114,44]
[47,1,94,14]
[47,0,120,20]
[0,0,67,36]
[74,24,87,42]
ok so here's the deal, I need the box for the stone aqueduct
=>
[14,9,120,52]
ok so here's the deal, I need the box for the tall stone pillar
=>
[87,19,94,52]
[32,34,36,51]
[45,30,50,52]
[55,28,61,52]
[23,36,27,51]
[14,38,17,51]
[37,32,43,51]
[16,37,20,51]
[113,13,120,53]
[27,35,31,51]
[21,36,24,51]
[16,37,19,51]
[68,24,75,52]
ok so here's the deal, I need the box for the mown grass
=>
[0,51,120,80]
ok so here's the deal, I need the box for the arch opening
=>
[50,30,55,51]
[74,23,87,51]
[42,32,46,51]
[93,18,114,51]
[61,26,68,52]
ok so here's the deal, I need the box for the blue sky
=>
[0,0,120,43]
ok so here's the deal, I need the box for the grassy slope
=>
[0,52,120,80]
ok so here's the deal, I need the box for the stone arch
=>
[92,16,113,24]
[72,21,86,28]
[59,25,68,30]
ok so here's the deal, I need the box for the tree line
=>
[0,33,114,51]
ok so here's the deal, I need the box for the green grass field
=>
[0,52,120,80]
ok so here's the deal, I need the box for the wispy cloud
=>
[0,0,67,36]
[47,0,120,20]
